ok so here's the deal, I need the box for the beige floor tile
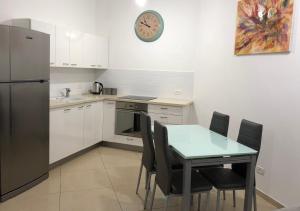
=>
[0,193,59,211]
[61,149,105,173]
[61,169,112,192]
[60,188,122,211]
[106,165,147,188]
[22,168,61,196]
[0,146,278,211]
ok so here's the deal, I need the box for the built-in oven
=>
[115,101,148,138]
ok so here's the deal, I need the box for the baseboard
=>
[49,143,102,169]
[101,141,143,152]
[256,188,285,209]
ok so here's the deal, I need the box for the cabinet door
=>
[102,101,116,141]
[55,26,70,67]
[83,33,97,68]
[70,30,83,68]
[31,20,56,66]
[84,102,103,147]
[96,36,108,69]
[50,106,84,164]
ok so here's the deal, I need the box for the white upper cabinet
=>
[83,33,98,68]
[8,19,108,69]
[30,20,56,67]
[96,36,109,69]
[55,26,70,67]
[69,30,84,68]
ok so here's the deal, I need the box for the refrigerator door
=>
[1,82,49,195]
[0,25,10,82]
[10,27,50,81]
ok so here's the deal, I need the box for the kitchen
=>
[0,0,299,211]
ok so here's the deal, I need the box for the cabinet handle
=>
[90,65,96,67]
[127,138,134,141]
[64,108,71,112]
[160,107,168,110]
[160,116,168,119]
[50,62,55,65]
[78,106,84,109]
[86,105,92,108]
[71,64,77,66]
[63,63,69,66]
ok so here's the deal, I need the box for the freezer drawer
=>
[10,27,50,81]
[0,82,49,195]
[0,25,10,82]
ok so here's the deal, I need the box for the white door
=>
[96,36,108,69]
[31,20,56,66]
[83,33,97,68]
[70,30,83,68]
[84,102,103,147]
[56,26,70,67]
[102,101,116,141]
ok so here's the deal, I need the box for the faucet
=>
[65,88,71,98]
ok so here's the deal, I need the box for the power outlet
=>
[256,166,265,176]
[174,90,182,96]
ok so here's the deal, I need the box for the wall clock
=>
[135,10,164,42]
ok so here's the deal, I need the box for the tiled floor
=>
[0,147,277,211]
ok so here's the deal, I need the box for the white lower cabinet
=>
[84,102,103,147]
[50,102,103,164]
[102,101,116,141]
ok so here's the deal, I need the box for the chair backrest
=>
[140,112,155,172]
[210,111,230,137]
[153,121,172,195]
[232,119,263,178]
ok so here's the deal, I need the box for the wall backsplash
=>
[50,68,99,97]
[95,69,194,99]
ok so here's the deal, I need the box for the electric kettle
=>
[90,82,103,95]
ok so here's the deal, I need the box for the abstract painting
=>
[235,0,294,55]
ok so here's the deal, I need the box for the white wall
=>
[96,69,194,99]
[194,0,300,207]
[0,0,97,33]
[106,0,198,72]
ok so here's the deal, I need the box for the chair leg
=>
[206,192,210,211]
[149,179,157,211]
[233,190,236,207]
[164,196,169,211]
[136,160,143,194]
[223,190,226,200]
[216,190,221,211]
[144,172,152,209]
[253,188,258,211]
[198,194,201,211]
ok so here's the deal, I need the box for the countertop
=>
[50,94,193,109]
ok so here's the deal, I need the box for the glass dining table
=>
[158,125,258,211]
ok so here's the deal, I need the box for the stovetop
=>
[118,95,157,101]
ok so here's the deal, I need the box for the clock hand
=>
[140,21,151,28]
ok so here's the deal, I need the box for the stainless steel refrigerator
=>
[0,25,49,201]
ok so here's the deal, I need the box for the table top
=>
[165,125,257,159]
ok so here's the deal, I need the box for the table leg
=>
[182,160,192,211]
[244,155,256,211]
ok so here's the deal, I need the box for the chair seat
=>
[200,167,246,190]
[171,170,213,194]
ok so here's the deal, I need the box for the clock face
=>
[135,10,164,42]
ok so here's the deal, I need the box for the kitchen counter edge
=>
[50,95,193,109]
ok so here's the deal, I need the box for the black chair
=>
[136,113,182,209]
[200,119,263,211]
[150,121,213,211]
[195,111,230,200]
[210,111,230,137]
